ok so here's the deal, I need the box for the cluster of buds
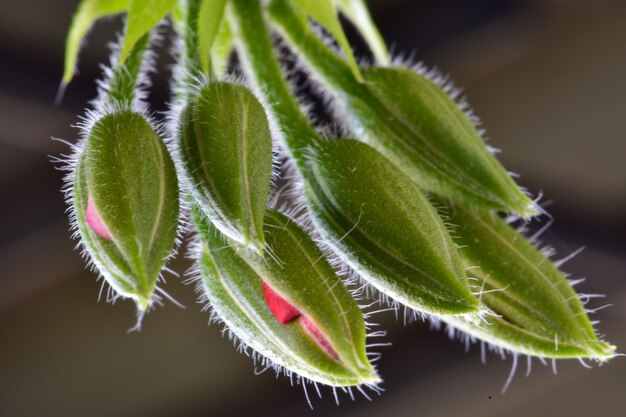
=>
[60,0,615,397]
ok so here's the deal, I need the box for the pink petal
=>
[262,282,301,324]
[262,281,339,360]
[86,194,112,240]
[300,315,339,361]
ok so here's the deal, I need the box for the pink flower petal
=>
[86,194,112,240]
[300,315,339,361]
[262,281,339,360]
[262,282,301,324]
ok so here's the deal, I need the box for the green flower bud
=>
[72,111,180,311]
[178,81,273,253]
[304,138,480,316]
[266,0,537,216]
[193,206,380,387]
[442,203,615,360]
[356,66,537,216]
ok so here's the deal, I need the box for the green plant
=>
[59,0,616,400]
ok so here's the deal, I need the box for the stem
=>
[183,0,203,78]
[170,0,205,105]
[337,0,389,66]
[267,0,364,100]
[104,33,151,111]
[229,0,321,171]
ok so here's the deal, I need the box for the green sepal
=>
[291,0,363,81]
[336,0,389,65]
[443,203,615,360]
[62,0,128,85]
[305,139,479,316]
[178,81,273,252]
[193,207,379,386]
[74,111,179,310]
[120,0,177,63]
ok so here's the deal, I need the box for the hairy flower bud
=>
[193,207,379,387]
[266,0,537,217]
[305,139,480,316]
[442,203,615,360]
[178,81,273,252]
[355,66,537,216]
[72,111,179,311]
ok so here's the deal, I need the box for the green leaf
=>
[198,0,227,75]
[179,81,273,252]
[62,0,128,84]
[336,0,389,65]
[120,0,177,63]
[442,203,615,360]
[74,111,179,311]
[306,139,479,316]
[194,207,379,386]
[210,15,234,77]
[292,0,363,81]
[170,0,185,34]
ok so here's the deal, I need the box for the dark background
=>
[1,0,625,416]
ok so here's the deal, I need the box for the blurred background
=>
[1,0,625,416]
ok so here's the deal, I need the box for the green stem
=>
[170,0,206,105]
[269,0,539,216]
[267,0,364,101]
[229,0,321,172]
[267,0,410,139]
[183,0,203,78]
[336,0,389,66]
[104,32,151,110]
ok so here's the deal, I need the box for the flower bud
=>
[193,206,379,387]
[178,81,273,253]
[442,203,615,360]
[265,0,537,217]
[351,66,537,217]
[72,111,180,311]
[305,139,480,316]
